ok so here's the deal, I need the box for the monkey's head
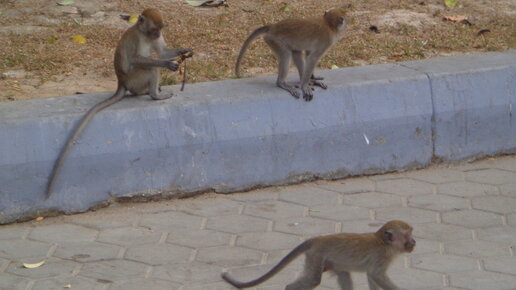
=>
[139,8,165,40]
[323,7,347,33]
[377,220,416,253]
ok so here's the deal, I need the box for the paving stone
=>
[487,156,516,172]
[375,207,437,224]
[111,278,180,290]
[465,168,516,185]
[243,200,305,220]
[472,196,516,214]
[449,270,516,290]
[206,215,270,234]
[477,226,516,244]
[175,198,243,217]
[389,265,445,289]
[152,262,221,284]
[308,204,370,221]
[278,185,340,206]
[437,181,498,197]
[341,192,402,208]
[195,246,262,267]
[403,167,464,184]
[139,211,203,231]
[79,260,148,281]
[53,241,120,262]
[0,239,51,258]
[97,227,161,246]
[442,209,503,228]
[508,214,516,226]
[230,187,280,202]
[411,254,478,273]
[166,229,231,248]
[0,273,30,289]
[313,177,375,194]
[64,212,139,229]
[236,231,301,251]
[125,244,192,266]
[376,178,434,196]
[273,216,336,237]
[408,194,469,211]
[499,183,516,197]
[187,281,238,290]
[339,220,386,233]
[411,238,441,255]
[29,224,98,243]
[0,225,30,240]
[483,256,516,275]
[32,276,105,290]
[414,223,472,241]
[444,239,511,258]
[6,258,78,279]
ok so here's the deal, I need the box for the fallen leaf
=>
[280,3,292,12]
[57,0,75,6]
[23,261,45,269]
[331,65,339,69]
[444,0,457,8]
[63,285,72,289]
[35,216,44,221]
[128,13,138,24]
[443,15,472,25]
[71,35,87,44]
[47,35,58,44]
[185,0,208,6]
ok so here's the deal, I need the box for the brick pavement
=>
[0,155,515,290]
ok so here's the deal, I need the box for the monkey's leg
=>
[292,50,305,80]
[336,271,353,290]
[285,255,323,290]
[148,68,173,100]
[305,51,327,90]
[300,51,325,101]
[368,272,400,290]
[264,36,300,99]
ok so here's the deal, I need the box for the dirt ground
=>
[0,0,514,102]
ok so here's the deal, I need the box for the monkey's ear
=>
[382,230,394,244]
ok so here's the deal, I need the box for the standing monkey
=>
[222,220,416,289]
[45,8,193,199]
[235,7,347,101]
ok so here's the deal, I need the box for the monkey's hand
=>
[179,48,194,59]
[165,60,179,72]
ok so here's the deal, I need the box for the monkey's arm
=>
[132,55,178,71]
[155,37,194,60]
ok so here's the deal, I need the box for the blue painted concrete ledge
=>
[1,50,515,223]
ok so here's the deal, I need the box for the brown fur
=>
[222,220,415,289]
[235,7,347,101]
[45,8,192,199]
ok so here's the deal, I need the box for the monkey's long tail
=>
[44,87,126,199]
[221,239,312,288]
[235,25,270,78]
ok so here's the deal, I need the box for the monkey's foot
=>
[151,93,173,100]
[278,82,301,99]
[310,80,328,90]
[302,87,314,102]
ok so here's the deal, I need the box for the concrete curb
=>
[0,50,514,224]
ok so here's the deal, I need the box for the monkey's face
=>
[403,231,416,253]
[138,13,164,40]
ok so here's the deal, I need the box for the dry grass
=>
[0,0,514,101]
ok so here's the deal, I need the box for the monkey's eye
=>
[138,16,144,23]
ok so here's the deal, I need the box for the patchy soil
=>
[0,0,514,102]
